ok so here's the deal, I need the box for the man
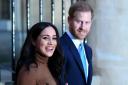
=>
[60,1,93,85]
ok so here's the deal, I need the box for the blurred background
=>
[0,0,128,85]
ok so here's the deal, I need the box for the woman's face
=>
[34,26,57,57]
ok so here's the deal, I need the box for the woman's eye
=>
[42,37,49,40]
[41,36,57,41]
[53,37,57,40]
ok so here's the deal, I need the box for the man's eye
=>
[75,20,81,23]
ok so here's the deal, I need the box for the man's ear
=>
[68,16,70,23]
[68,16,73,24]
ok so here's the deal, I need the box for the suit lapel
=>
[63,33,86,76]
[84,43,92,83]
[84,44,91,64]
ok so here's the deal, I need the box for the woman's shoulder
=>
[18,64,39,77]
[16,64,39,85]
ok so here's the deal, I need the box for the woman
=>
[15,22,64,85]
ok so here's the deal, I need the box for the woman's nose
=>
[48,38,53,44]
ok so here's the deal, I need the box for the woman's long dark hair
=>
[15,22,64,84]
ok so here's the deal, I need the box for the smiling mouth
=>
[78,30,84,34]
[78,30,83,32]
[46,47,55,51]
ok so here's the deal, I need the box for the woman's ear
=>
[32,39,36,46]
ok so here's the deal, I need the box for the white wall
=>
[87,0,128,85]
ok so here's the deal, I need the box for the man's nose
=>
[80,22,84,29]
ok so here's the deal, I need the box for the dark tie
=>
[78,43,88,80]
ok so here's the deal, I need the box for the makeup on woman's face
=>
[35,26,57,57]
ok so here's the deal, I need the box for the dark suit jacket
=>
[60,32,93,85]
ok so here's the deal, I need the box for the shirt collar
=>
[66,31,83,49]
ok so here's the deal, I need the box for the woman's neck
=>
[35,53,49,65]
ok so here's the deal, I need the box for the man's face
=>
[68,11,92,40]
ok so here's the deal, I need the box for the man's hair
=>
[68,1,93,18]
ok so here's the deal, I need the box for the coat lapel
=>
[63,33,85,76]
[84,43,92,83]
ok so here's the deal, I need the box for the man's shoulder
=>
[84,43,92,51]
[60,33,69,42]
[84,43,91,48]
[60,32,67,38]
